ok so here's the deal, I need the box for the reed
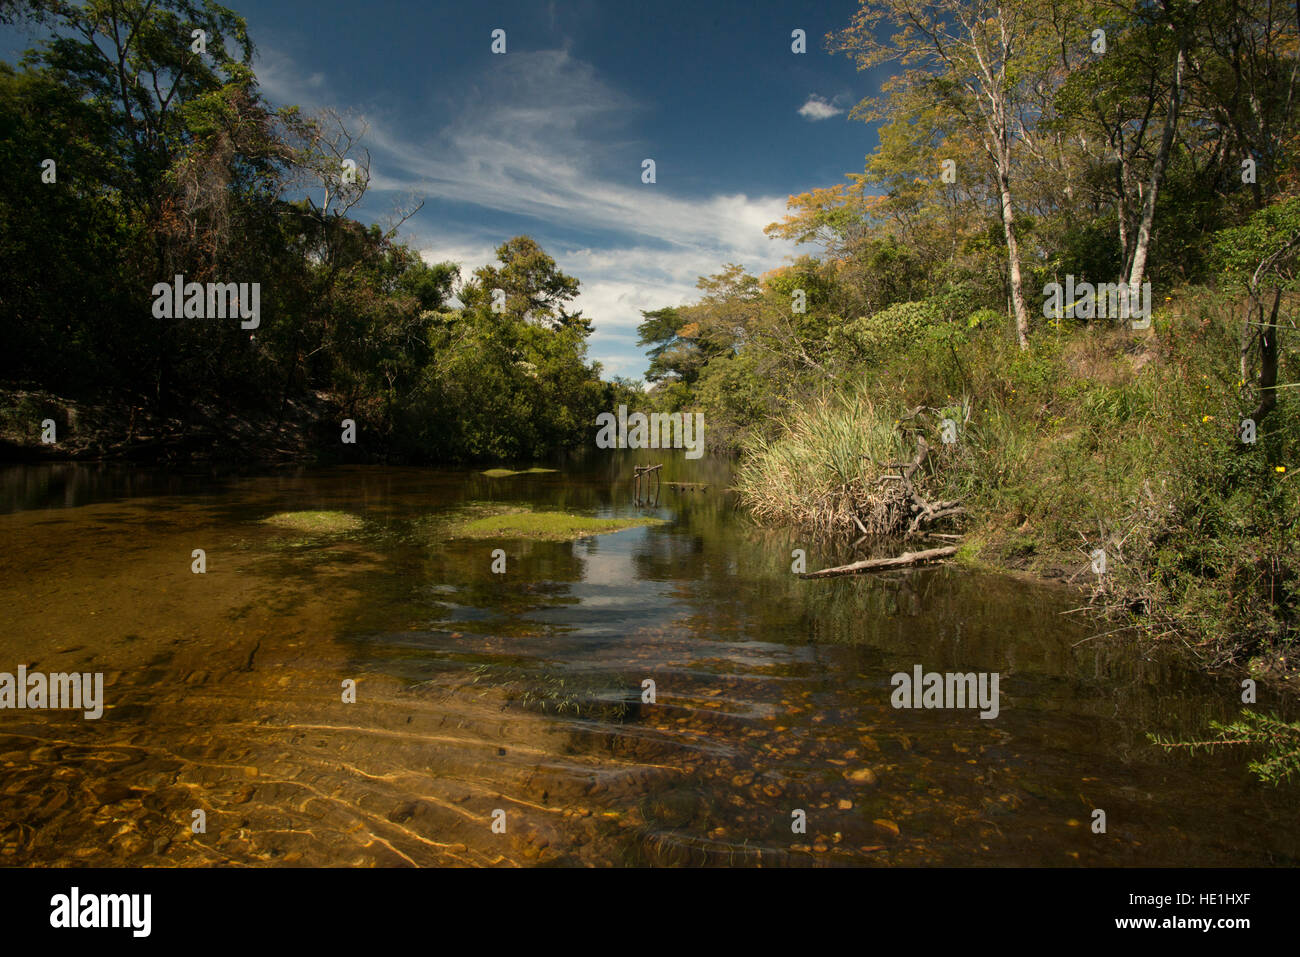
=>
[735,386,928,538]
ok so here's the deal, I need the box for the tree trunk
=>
[1250,287,1282,426]
[1116,172,1129,279]
[1117,144,1135,279]
[800,546,958,580]
[997,162,1031,350]
[1128,40,1186,295]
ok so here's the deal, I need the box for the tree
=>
[1124,0,1192,297]
[1214,195,1300,428]
[1046,0,1165,282]
[464,236,586,332]
[638,306,708,385]
[398,258,459,312]
[25,0,260,218]
[1182,0,1300,210]
[831,0,1053,349]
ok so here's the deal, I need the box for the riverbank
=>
[733,300,1299,687]
[0,385,361,467]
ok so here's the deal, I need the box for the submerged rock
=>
[845,768,878,786]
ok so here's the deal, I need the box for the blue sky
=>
[4,0,889,379]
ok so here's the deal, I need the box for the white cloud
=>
[255,47,324,107]
[257,46,801,377]
[797,94,843,121]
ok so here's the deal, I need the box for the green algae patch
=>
[481,467,559,477]
[263,511,364,534]
[453,508,665,541]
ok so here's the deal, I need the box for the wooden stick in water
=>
[799,545,958,579]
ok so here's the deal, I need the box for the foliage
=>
[828,300,946,364]
[0,0,607,464]
[1150,711,1300,786]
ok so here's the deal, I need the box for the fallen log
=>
[800,545,958,580]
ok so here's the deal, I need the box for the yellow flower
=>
[1277,467,1287,474]
[1202,415,1212,422]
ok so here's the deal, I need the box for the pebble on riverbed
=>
[873,819,901,838]
[845,768,878,786]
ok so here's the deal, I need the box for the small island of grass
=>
[480,467,560,478]
[453,508,666,541]
[263,511,364,533]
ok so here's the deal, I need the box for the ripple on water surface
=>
[0,460,1296,866]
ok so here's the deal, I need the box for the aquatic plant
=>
[262,511,364,533]
[452,508,666,541]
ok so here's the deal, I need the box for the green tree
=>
[464,236,586,332]
[831,0,1055,349]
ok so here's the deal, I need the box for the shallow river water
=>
[0,453,1295,866]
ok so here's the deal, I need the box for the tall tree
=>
[831,0,1052,349]
[1125,0,1191,297]
[465,236,586,332]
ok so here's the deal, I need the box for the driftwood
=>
[799,545,958,580]
[872,434,965,537]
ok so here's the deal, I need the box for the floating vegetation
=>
[262,511,364,534]
[451,507,666,541]
[480,467,559,478]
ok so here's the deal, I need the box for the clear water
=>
[0,454,1294,866]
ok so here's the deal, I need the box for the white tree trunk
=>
[997,161,1031,350]
[1128,42,1185,295]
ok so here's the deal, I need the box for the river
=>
[0,453,1295,866]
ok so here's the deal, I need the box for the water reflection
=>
[0,455,1295,866]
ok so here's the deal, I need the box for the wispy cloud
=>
[255,46,798,376]
[797,94,844,121]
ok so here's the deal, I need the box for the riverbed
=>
[0,454,1294,866]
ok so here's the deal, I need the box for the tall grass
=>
[735,387,929,538]
[735,293,1299,668]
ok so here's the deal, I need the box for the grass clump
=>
[452,507,665,541]
[480,467,559,477]
[263,511,364,534]
[735,386,944,539]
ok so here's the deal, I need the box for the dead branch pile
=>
[875,434,967,537]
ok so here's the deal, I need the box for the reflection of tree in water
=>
[0,462,219,513]
[14,461,1300,864]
